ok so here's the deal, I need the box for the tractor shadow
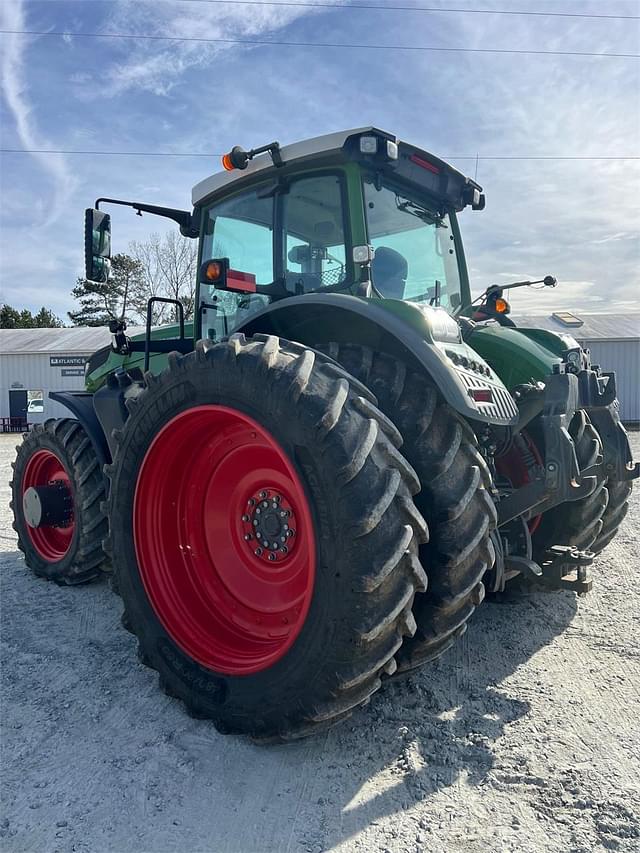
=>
[264,584,580,850]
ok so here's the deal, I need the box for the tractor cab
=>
[190,127,483,342]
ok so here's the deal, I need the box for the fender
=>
[49,391,111,467]
[238,293,518,426]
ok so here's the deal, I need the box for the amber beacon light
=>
[222,146,250,171]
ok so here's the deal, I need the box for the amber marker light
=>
[205,261,222,281]
[494,297,510,313]
[222,153,235,171]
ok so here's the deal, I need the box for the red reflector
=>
[227,269,257,293]
[469,388,494,403]
[410,153,440,174]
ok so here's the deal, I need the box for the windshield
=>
[364,177,462,310]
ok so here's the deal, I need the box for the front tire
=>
[106,335,428,740]
[531,410,609,561]
[10,419,109,584]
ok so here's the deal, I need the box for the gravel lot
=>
[1,431,639,853]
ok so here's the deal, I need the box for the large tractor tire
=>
[10,418,109,584]
[105,335,428,740]
[318,344,496,674]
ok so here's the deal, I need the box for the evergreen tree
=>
[68,253,143,326]
[1,303,63,328]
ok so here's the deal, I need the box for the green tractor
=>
[11,127,638,740]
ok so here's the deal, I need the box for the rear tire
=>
[10,418,109,584]
[318,344,496,674]
[106,335,428,740]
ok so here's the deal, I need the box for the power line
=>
[1,28,638,59]
[169,0,640,22]
[2,148,638,160]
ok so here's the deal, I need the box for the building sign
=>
[61,368,85,377]
[49,355,87,368]
[10,381,25,389]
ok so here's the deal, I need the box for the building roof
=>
[1,326,145,354]
[511,313,640,341]
[2,311,637,357]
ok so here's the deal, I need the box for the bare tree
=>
[128,231,198,325]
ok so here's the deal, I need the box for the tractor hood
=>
[467,322,581,389]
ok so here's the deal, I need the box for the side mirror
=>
[84,208,111,282]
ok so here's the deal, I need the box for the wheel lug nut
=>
[244,534,252,541]
[262,541,268,548]
[268,553,276,562]
[247,498,255,507]
[255,547,263,556]
[256,530,262,539]
[271,542,278,550]
[287,529,295,538]
[280,536,286,543]
[272,502,278,509]
[241,514,249,522]
[283,524,289,531]
[274,495,281,503]
[262,501,268,508]
[280,545,288,554]
[253,519,259,526]
[259,491,267,499]
[255,508,261,515]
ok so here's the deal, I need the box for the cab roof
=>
[191,127,478,209]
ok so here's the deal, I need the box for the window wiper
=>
[430,279,442,307]
[395,195,447,227]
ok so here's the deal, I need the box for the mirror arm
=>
[94,198,198,237]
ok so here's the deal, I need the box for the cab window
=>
[200,187,273,340]
[283,175,347,294]
[364,177,462,309]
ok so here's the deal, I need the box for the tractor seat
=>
[372,247,408,299]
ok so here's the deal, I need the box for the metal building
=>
[1,314,638,431]
[0,327,112,430]
[513,313,640,424]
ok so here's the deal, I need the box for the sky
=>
[0,0,638,321]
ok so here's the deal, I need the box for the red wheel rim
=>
[133,406,316,675]
[495,432,543,534]
[21,450,75,561]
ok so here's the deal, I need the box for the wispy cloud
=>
[0,1,77,219]
[100,0,341,96]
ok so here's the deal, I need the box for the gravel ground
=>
[1,431,639,853]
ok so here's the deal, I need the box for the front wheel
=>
[106,335,428,740]
[10,419,109,584]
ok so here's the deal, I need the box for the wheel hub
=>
[21,448,75,562]
[23,481,73,529]
[241,489,297,563]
